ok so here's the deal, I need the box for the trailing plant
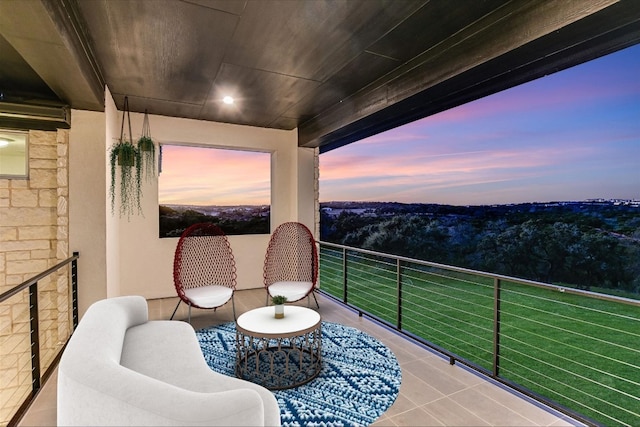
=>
[137,109,156,182]
[109,140,142,217]
[271,295,288,305]
[109,96,143,217]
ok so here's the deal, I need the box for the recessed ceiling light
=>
[0,138,11,147]
[223,96,234,105]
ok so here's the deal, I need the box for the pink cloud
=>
[159,145,270,205]
[320,140,605,204]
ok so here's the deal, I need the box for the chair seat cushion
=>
[268,281,314,302]
[183,285,233,308]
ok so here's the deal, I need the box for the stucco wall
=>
[69,109,109,313]
[68,90,317,311]
[116,113,310,299]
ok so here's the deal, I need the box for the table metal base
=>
[235,324,322,390]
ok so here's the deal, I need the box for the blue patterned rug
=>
[196,321,401,426]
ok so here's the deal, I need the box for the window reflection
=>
[0,130,28,178]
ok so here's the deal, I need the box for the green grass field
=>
[319,246,640,426]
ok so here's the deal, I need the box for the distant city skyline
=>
[320,43,640,206]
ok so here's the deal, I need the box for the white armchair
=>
[57,296,280,426]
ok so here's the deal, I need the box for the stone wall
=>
[0,129,70,425]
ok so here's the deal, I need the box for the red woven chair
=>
[264,222,319,308]
[170,223,237,322]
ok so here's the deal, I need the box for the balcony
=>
[14,288,581,427]
[6,247,639,426]
[318,242,640,426]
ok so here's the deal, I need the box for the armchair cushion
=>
[267,281,314,302]
[183,285,233,308]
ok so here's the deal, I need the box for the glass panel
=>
[0,130,28,178]
[158,144,271,237]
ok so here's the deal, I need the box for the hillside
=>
[320,200,640,296]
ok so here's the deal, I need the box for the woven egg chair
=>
[170,223,237,322]
[263,221,319,308]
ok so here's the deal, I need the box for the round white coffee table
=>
[235,306,322,389]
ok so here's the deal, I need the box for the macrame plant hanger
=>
[109,95,142,217]
[138,109,156,182]
[118,96,134,162]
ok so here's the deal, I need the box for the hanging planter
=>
[117,143,137,166]
[137,109,156,182]
[109,96,142,217]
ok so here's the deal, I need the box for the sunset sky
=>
[160,44,639,207]
[159,146,270,206]
[321,43,640,205]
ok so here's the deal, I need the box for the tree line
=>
[159,205,270,237]
[320,202,640,295]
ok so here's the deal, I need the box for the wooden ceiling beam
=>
[299,0,634,150]
[0,0,104,111]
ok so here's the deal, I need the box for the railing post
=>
[493,277,501,378]
[29,282,41,392]
[342,247,348,304]
[396,259,402,329]
[72,251,79,329]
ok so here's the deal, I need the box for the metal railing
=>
[0,252,79,427]
[318,241,640,427]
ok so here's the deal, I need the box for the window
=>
[158,144,271,237]
[0,129,28,178]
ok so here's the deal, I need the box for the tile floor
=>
[17,289,583,426]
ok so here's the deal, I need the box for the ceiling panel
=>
[200,63,321,127]
[0,0,104,110]
[367,0,510,61]
[302,0,429,82]
[78,0,238,104]
[0,35,57,102]
[2,0,639,149]
[112,93,204,123]
[223,0,425,82]
[182,0,247,15]
[281,51,401,122]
